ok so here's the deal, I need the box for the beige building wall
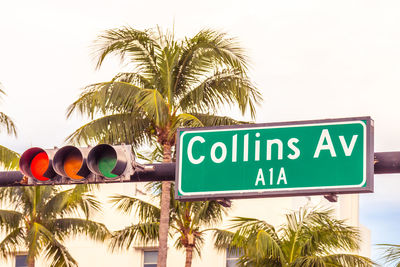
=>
[0,183,370,267]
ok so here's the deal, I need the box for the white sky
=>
[0,0,400,263]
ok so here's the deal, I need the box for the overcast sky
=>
[0,0,399,264]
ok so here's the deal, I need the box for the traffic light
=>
[19,147,57,181]
[87,144,128,178]
[53,146,90,180]
[19,144,134,184]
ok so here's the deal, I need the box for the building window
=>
[143,250,158,267]
[226,248,242,267]
[15,254,28,267]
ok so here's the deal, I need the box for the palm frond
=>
[214,217,285,265]
[194,233,206,257]
[0,210,23,231]
[238,256,282,267]
[109,222,159,251]
[136,89,169,127]
[0,112,17,137]
[26,222,44,262]
[172,113,203,128]
[41,185,101,220]
[321,253,374,267]
[67,185,102,219]
[190,201,227,227]
[178,69,261,118]
[173,29,251,98]
[0,145,19,170]
[379,243,400,266]
[111,72,154,89]
[65,113,152,146]
[214,225,285,265]
[30,221,78,267]
[0,227,25,260]
[248,230,286,265]
[62,192,101,219]
[66,81,146,119]
[0,187,38,214]
[169,113,203,141]
[109,194,160,222]
[48,218,109,242]
[229,217,279,241]
[66,85,103,119]
[290,255,328,267]
[94,26,159,78]
[213,229,236,251]
[44,241,78,267]
[156,38,181,102]
[191,29,249,70]
[282,208,361,257]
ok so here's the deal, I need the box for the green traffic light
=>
[98,155,117,178]
[87,144,128,179]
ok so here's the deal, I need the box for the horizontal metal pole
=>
[0,171,24,186]
[1,152,400,187]
[0,162,176,186]
[374,151,400,174]
[131,162,175,182]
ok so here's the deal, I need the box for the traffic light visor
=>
[19,148,56,181]
[87,144,127,178]
[53,146,90,180]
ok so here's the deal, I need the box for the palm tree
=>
[0,82,19,170]
[213,207,374,267]
[379,243,400,266]
[0,184,109,267]
[66,26,261,266]
[109,182,229,267]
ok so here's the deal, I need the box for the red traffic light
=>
[19,148,57,181]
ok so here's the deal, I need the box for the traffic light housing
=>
[19,147,57,181]
[53,146,90,180]
[19,144,134,185]
[87,144,128,178]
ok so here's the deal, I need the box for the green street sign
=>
[175,117,374,200]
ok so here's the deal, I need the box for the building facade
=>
[1,182,371,267]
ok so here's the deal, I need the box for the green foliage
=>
[379,243,400,266]
[213,207,374,267]
[66,26,261,147]
[108,183,229,257]
[0,185,109,266]
[0,145,19,170]
[0,84,19,170]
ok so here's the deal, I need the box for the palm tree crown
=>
[66,26,261,146]
[0,185,109,267]
[214,207,373,267]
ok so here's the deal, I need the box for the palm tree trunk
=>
[27,257,35,267]
[157,144,172,267]
[185,246,194,267]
